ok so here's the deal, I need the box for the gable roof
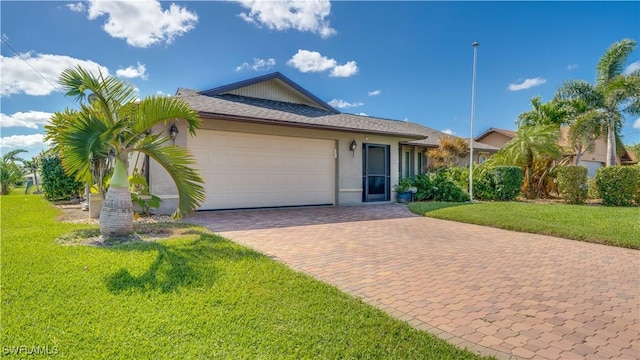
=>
[176,73,435,139]
[198,72,339,114]
[475,127,517,142]
[402,129,500,151]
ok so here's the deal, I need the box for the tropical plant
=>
[556,166,589,204]
[22,155,41,193]
[39,153,84,201]
[45,66,205,238]
[516,96,568,127]
[490,125,561,199]
[556,39,640,166]
[0,149,26,195]
[427,136,469,168]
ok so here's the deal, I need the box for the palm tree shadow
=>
[104,231,261,294]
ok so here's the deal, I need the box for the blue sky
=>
[1,1,639,160]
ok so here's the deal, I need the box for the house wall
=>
[558,126,609,164]
[476,132,513,148]
[149,118,404,214]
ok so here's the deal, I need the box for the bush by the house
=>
[595,166,640,206]
[411,169,469,202]
[556,166,588,204]
[490,166,523,201]
[40,154,83,201]
[587,177,599,200]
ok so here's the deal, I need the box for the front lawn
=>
[1,195,486,359]
[409,201,639,249]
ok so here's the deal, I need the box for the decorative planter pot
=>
[89,194,103,219]
[397,191,412,203]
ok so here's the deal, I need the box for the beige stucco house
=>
[475,127,637,177]
[147,72,458,213]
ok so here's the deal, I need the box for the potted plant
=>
[395,177,415,203]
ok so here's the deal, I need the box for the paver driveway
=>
[186,204,639,360]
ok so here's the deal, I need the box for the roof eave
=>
[198,111,427,140]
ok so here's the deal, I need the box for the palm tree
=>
[22,156,41,192]
[561,98,602,165]
[556,39,640,166]
[517,96,568,127]
[0,149,26,195]
[491,125,561,199]
[45,66,205,239]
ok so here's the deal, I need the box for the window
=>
[417,152,423,174]
[403,151,410,178]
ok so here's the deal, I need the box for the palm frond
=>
[131,136,205,218]
[126,96,201,146]
[596,39,637,85]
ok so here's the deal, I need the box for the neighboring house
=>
[148,72,445,213]
[475,127,638,177]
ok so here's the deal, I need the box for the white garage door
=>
[190,130,335,210]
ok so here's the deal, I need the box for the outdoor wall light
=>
[350,139,357,157]
[169,123,179,143]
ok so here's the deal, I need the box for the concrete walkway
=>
[186,205,639,360]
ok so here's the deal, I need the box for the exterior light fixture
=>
[350,140,357,157]
[169,123,179,144]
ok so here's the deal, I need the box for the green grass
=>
[409,201,640,249]
[1,195,487,359]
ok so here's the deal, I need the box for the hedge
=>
[40,154,83,201]
[556,166,588,204]
[595,166,640,206]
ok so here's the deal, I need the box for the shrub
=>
[587,177,599,200]
[430,169,469,202]
[556,166,588,204]
[491,166,523,201]
[411,174,432,201]
[40,154,83,201]
[595,166,640,206]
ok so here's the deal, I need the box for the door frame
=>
[362,143,390,202]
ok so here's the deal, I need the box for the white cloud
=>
[0,111,53,129]
[84,0,198,48]
[368,90,381,96]
[633,118,640,129]
[356,112,367,116]
[624,61,640,75]
[328,99,364,109]
[0,134,46,149]
[330,61,358,78]
[287,50,358,78]
[67,2,85,12]
[116,62,147,79]
[508,77,547,91]
[442,129,455,135]
[287,50,336,72]
[0,52,109,96]
[235,0,336,39]
[235,58,276,72]
[567,64,578,70]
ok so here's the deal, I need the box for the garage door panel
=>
[190,130,335,210]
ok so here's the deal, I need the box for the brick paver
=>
[186,204,640,359]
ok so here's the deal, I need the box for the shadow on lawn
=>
[104,231,262,294]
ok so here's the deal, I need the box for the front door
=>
[363,144,390,201]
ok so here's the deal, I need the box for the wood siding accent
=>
[225,79,325,109]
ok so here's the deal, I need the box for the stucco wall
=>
[149,117,404,214]
[477,132,513,148]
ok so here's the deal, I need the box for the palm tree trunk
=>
[99,159,133,238]
[606,119,617,166]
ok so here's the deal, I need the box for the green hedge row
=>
[556,166,589,204]
[409,165,522,202]
[595,166,640,206]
